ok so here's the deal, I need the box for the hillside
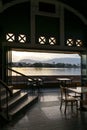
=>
[46,58,80,64]
[19,57,80,65]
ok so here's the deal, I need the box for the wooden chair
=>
[60,85,78,114]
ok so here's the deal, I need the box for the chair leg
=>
[60,100,62,110]
[64,102,67,114]
[71,102,73,112]
[76,101,78,111]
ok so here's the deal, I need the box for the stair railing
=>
[8,67,43,94]
[7,67,35,93]
[0,79,13,120]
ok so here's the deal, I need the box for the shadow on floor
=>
[1,88,87,130]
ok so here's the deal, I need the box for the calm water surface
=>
[12,67,81,76]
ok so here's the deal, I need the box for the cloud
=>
[12,51,80,62]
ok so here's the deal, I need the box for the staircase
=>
[0,85,38,121]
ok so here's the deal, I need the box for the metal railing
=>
[0,79,13,120]
[0,67,43,121]
[8,67,43,94]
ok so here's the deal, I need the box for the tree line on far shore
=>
[8,62,80,68]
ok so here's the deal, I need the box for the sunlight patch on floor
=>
[40,95,59,102]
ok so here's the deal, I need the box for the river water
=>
[12,67,81,76]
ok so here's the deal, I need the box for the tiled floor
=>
[1,88,87,130]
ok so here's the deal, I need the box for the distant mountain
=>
[45,58,81,65]
[19,59,36,64]
[19,57,80,65]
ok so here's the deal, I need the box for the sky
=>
[12,51,80,62]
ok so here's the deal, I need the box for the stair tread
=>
[0,86,13,92]
[12,89,21,93]
[9,96,37,115]
[2,92,28,108]
[1,89,21,100]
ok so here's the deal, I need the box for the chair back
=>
[60,85,68,99]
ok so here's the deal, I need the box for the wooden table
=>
[56,78,72,86]
[67,87,87,94]
[66,87,87,110]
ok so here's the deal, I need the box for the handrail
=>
[0,67,33,120]
[8,67,33,80]
[8,67,43,93]
[0,79,13,120]
[0,79,12,96]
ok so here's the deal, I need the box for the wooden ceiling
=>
[1,0,87,19]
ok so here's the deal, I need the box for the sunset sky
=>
[12,51,80,62]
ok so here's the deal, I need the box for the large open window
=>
[10,51,81,76]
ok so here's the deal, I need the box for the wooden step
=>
[2,92,28,111]
[9,95,38,117]
[0,84,38,121]
[1,89,21,104]
[0,86,13,96]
